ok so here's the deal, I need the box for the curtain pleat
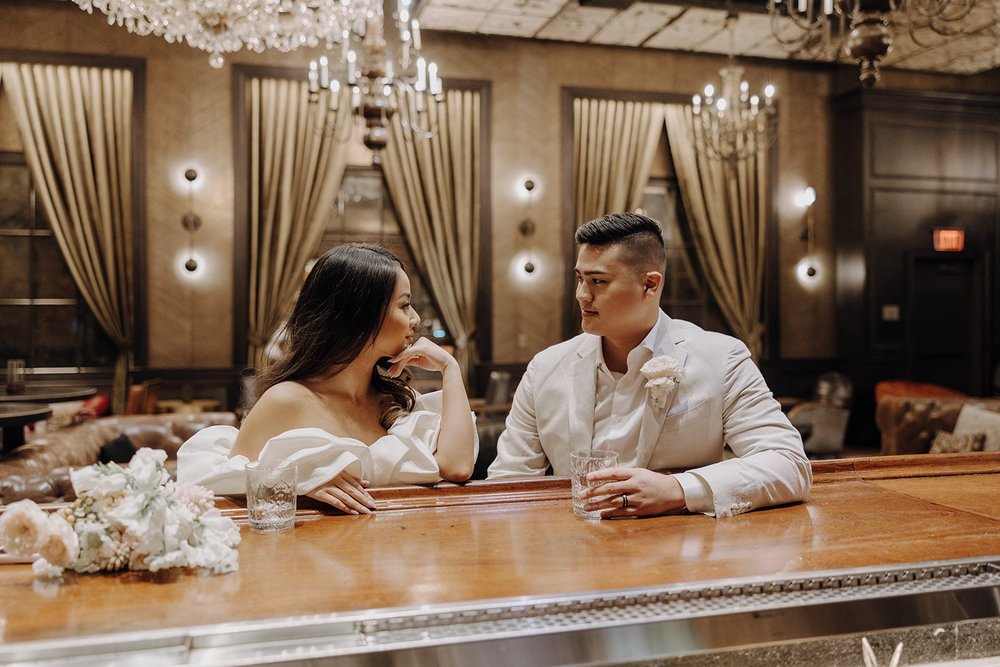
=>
[664,104,768,359]
[572,98,663,227]
[2,62,134,412]
[247,79,352,366]
[382,89,480,382]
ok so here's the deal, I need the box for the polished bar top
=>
[2,453,1000,646]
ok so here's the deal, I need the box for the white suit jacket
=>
[487,312,812,517]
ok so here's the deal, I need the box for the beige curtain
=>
[573,97,665,225]
[247,78,351,366]
[382,89,480,380]
[664,105,769,359]
[1,62,134,412]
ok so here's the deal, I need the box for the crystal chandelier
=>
[768,0,982,86]
[71,0,378,69]
[692,13,777,162]
[306,0,444,159]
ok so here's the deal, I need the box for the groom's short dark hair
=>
[575,212,666,273]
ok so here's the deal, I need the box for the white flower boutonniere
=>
[640,355,685,410]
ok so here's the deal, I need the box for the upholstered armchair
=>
[788,402,850,458]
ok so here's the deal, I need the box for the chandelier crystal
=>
[768,0,983,85]
[307,0,444,159]
[72,0,378,69]
[692,13,777,162]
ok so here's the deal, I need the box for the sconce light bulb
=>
[524,179,535,192]
[523,261,535,274]
[184,258,198,272]
[806,265,817,278]
[794,186,817,208]
[184,168,198,183]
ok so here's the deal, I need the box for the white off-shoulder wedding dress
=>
[177,392,478,494]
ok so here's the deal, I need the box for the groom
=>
[487,212,811,518]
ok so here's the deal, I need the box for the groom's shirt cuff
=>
[674,472,714,514]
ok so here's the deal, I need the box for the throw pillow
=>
[929,430,986,454]
[953,404,1000,452]
[99,434,136,464]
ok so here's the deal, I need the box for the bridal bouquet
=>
[640,355,685,410]
[0,448,240,578]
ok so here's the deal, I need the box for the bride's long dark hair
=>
[253,243,415,428]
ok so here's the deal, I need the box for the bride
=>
[178,243,476,514]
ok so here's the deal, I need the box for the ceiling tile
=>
[423,0,500,11]
[479,12,551,35]
[491,0,566,19]
[536,2,618,42]
[644,7,725,51]
[417,5,486,31]
[590,3,684,47]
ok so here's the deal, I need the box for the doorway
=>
[906,255,988,395]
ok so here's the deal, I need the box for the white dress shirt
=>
[592,318,713,513]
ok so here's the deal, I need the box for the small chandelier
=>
[71,0,378,69]
[692,12,777,162]
[768,0,982,86]
[307,0,444,159]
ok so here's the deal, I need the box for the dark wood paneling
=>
[833,89,1000,398]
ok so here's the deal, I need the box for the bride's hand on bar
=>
[307,471,377,515]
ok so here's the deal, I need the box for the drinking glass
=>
[6,359,25,395]
[570,449,619,519]
[245,460,298,532]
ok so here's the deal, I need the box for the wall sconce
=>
[181,168,202,272]
[519,178,537,274]
[796,186,817,279]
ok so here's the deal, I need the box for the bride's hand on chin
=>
[306,471,377,515]
[385,337,457,377]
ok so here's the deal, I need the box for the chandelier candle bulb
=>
[347,50,357,84]
[416,57,427,91]
[319,55,330,88]
[308,61,319,94]
[329,80,341,111]
[429,62,442,96]
[412,19,421,51]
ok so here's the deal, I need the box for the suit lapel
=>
[567,336,598,449]
[634,313,688,468]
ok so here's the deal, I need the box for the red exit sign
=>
[933,228,965,252]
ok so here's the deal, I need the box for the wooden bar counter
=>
[2,453,1000,665]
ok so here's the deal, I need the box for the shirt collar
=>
[595,315,663,374]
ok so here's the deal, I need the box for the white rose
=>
[640,355,685,382]
[0,499,50,558]
[37,514,79,568]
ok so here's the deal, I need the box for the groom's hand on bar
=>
[581,468,686,518]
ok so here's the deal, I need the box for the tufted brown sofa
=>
[0,412,235,505]
[875,397,1000,456]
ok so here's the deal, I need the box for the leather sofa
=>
[875,397,1000,456]
[0,412,235,505]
